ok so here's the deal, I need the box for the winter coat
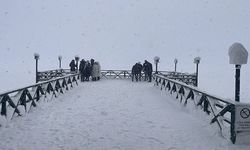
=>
[91,62,101,78]
[79,60,86,74]
[84,63,91,77]
[69,61,76,72]
[143,61,152,74]
[132,63,141,75]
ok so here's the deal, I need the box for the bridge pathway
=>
[0,80,246,150]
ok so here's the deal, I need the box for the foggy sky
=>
[0,0,250,101]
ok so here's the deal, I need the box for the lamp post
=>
[34,53,40,83]
[174,58,178,72]
[228,42,248,102]
[75,55,80,72]
[228,42,248,144]
[154,56,160,74]
[58,55,62,69]
[194,57,201,87]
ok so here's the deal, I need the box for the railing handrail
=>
[155,74,236,105]
[153,73,239,143]
[0,73,79,97]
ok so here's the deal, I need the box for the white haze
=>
[0,0,250,102]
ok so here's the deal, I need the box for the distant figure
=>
[90,59,96,81]
[91,61,101,81]
[79,59,86,82]
[69,60,76,72]
[132,63,141,82]
[84,61,91,81]
[96,61,101,80]
[143,60,153,82]
[90,59,95,68]
[137,62,143,81]
[142,60,148,81]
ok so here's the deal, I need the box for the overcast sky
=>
[0,0,250,100]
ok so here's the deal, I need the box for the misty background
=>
[0,0,250,102]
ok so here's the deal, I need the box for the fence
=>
[0,73,80,120]
[153,74,237,143]
[37,69,72,82]
[37,69,197,85]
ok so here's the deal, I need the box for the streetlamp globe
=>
[58,55,62,61]
[174,58,178,64]
[34,53,40,60]
[194,57,201,64]
[154,56,160,64]
[229,42,248,65]
[75,55,80,61]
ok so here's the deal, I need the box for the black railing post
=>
[156,63,158,74]
[36,59,38,83]
[230,105,236,144]
[34,53,40,83]
[235,65,241,102]
[195,63,199,87]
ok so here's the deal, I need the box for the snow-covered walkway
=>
[0,80,248,150]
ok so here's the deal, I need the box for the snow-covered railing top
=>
[37,69,73,82]
[36,69,196,85]
[0,73,80,120]
[154,74,237,143]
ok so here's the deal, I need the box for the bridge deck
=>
[0,80,245,150]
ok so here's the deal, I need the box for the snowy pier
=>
[0,71,249,149]
[0,79,247,150]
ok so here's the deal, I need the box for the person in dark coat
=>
[84,61,91,81]
[143,60,153,82]
[79,59,86,82]
[137,62,143,81]
[132,63,141,82]
[90,59,95,81]
[147,61,153,82]
[132,64,136,82]
[69,60,76,72]
[142,60,148,81]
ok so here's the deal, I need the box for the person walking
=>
[147,61,153,82]
[84,61,91,81]
[137,62,143,81]
[143,60,148,81]
[79,59,86,82]
[69,60,76,72]
[132,63,140,82]
[91,62,100,81]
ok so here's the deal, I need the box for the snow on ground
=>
[0,80,249,150]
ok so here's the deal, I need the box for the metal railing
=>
[0,73,80,120]
[154,74,236,143]
[37,69,197,85]
[37,69,73,82]
[100,70,196,85]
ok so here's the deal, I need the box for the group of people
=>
[132,60,153,82]
[69,58,101,82]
